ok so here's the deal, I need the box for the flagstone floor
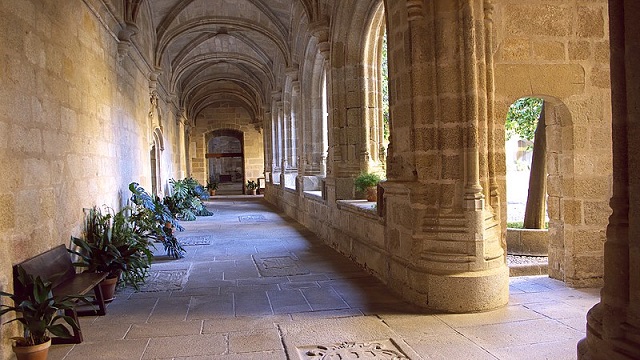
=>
[48,196,599,360]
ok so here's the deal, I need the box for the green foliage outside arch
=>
[505,97,544,141]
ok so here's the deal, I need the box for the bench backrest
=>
[15,244,76,289]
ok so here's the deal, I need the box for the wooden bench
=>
[14,244,108,344]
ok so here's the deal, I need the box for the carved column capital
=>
[310,19,330,59]
[484,0,495,22]
[285,65,299,82]
[291,80,301,94]
[406,0,424,21]
[117,22,138,61]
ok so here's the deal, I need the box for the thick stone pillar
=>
[578,1,640,358]
[382,0,508,312]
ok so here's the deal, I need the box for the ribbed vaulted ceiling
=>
[126,0,316,123]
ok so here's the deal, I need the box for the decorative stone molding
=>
[116,22,138,61]
[299,341,409,359]
[285,65,299,82]
[484,0,495,23]
[406,0,424,21]
[310,20,330,59]
[149,69,162,92]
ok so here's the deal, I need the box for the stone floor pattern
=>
[49,196,600,360]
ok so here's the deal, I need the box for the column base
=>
[579,303,640,360]
[426,265,509,313]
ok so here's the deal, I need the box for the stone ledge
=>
[303,190,323,201]
[509,263,548,277]
[506,228,549,256]
[336,200,378,220]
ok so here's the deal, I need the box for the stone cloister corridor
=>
[1,0,639,359]
[47,197,599,359]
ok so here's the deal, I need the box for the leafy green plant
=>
[165,178,213,221]
[507,221,524,229]
[69,206,153,289]
[0,267,86,346]
[246,180,258,190]
[129,182,185,259]
[505,97,543,142]
[206,179,218,191]
[353,172,382,193]
[507,221,548,229]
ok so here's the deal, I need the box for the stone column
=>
[311,20,342,199]
[263,107,272,177]
[578,1,640,358]
[291,80,300,170]
[381,0,508,313]
[270,91,283,184]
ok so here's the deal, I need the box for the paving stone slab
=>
[253,254,310,277]
[178,235,214,246]
[238,214,268,222]
[298,339,411,359]
[279,316,421,360]
[137,269,187,292]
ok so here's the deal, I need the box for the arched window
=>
[321,68,329,175]
[151,128,164,196]
[363,1,388,172]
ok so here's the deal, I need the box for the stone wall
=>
[0,1,184,357]
[191,103,265,187]
[493,0,612,287]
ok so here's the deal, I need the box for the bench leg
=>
[76,284,107,317]
[52,308,83,344]
[93,283,106,316]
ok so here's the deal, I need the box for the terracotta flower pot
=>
[13,338,51,360]
[100,276,118,302]
[366,186,378,202]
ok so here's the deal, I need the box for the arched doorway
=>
[207,130,245,195]
[151,128,164,196]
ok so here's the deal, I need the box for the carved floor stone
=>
[178,235,213,246]
[238,214,268,223]
[298,339,410,359]
[253,254,310,277]
[137,269,187,292]
[279,316,422,360]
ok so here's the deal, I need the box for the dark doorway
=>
[207,130,244,195]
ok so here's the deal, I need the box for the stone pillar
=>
[291,80,300,170]
[381,0,508,313]
[263,107,272,177]
[270,91,283,184]
[311,20,341,199]
[578,1,640,358]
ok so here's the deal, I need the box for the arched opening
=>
[502,96,578,281]
[151,128,164,196]
[505,97,549,268]
[150,144,158,196]
[321,68,329,175]
[505,97,548,229]
[207,129,245,195]
[363,1,388,173]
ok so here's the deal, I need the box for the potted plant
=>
[246,180,258,195]
[0,267,85,360]
[69,206,152,299]
[206,178,218,196]
[129,182,186,259]
[164,178,213,221]
[354,172,382,202]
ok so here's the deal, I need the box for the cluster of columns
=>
[578,1,640,358]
